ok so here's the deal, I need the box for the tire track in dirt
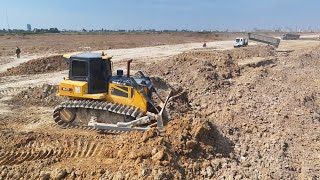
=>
[0,87,28,97]
[0,136,109,166]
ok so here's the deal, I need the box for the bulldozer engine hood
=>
[110,76,151,87]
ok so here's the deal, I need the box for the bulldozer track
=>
[0,87,28,97]
[53,99,146,133]
[0,137,108,166]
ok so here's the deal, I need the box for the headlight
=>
[75,87,81,93]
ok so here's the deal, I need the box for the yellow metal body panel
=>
[131,88,148,112]
[102,55,113,60]
[106,83,148,112]
[63,54,71,59]
[63,52,80,59]
[58,80,148,112]
[63,53,113,60]
[58,80,88,97]
[81,93,106,99]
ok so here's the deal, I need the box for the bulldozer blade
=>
[156,91,172,131]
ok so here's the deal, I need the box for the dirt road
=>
[0,40,233,91]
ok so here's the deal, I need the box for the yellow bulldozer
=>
[53,52,170,132]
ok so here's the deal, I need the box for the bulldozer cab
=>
[65,53,112,94]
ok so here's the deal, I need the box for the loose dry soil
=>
[0,32,237,57]
[0,55,66,77]
[0,34,319,180]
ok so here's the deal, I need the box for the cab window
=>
[72,60,88,77]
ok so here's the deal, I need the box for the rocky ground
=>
[0,37,319,179]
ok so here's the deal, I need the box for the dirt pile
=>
[188,45,274,60]
[0,118,233,179]
[296,45,320,67]
[134,48,243,106]
[150,76,190,119]
[229,45,275,59]
[99,119,233,179]
[8,84,64,107]
[0,41,320,179]
[0,55,67,77]
[131,45,319,179]
[135,46,274,87]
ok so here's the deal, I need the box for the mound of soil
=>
[129,45,320,179]
[134,48,242,104]
[132,46,276,109]
[0,117,233,179]
[229,45,275,59]
[149,76,191,119]
[182,45,274,61]
[1,44,320,179]
[0,55,67,77]
[8,84,64,107]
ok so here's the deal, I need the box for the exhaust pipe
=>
[127,59,133,77]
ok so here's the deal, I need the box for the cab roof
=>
[63,52,113,60]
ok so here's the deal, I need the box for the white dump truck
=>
[248,33,281,47]
[234,37,249,48]
[234,33,281,48]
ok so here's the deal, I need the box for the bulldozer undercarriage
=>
[53,99,166,133]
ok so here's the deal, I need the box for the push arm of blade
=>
[88,122,149,131]
[117,112,157,127]
[136,71,165,103]
[130,78,159,113]
[152,88,165,103]
[157,90,172,131]
[136,71,146,78]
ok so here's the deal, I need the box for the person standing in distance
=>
[16,47,21,58]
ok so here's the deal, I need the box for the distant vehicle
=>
[248,33,281,48]
[281,33,300,40]
[234,37,249,48]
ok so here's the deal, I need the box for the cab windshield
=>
[72,60,88,77]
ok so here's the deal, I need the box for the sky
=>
[0,0,319,31]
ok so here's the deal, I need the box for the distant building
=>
[27,24,31,32]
